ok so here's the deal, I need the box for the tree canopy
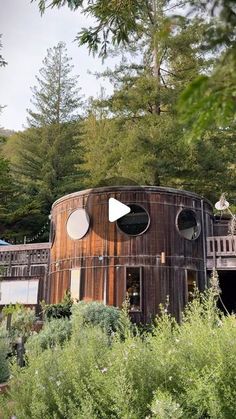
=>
[1,0,236,242]
[27,42,82,127]
[1,43,85,243]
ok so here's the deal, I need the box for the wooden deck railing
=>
[207,236,236,257]
[0,243,50,264]
[0,243,50,277]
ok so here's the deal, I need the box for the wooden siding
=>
[50,186,213,322]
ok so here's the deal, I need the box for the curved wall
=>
[49,186,213,322]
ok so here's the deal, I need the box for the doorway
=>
[218,270,236,314]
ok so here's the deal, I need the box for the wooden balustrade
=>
[207,236,236,257]
[0,243,50,278]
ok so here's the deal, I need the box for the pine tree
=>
[35,0,236,203]
[81,5,211,188]
[27,42,82,127]
[3,43,84,242]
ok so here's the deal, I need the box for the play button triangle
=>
[108,198,131,222]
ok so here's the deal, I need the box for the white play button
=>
[108,198,131,222]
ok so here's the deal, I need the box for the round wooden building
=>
[48,186,213,322]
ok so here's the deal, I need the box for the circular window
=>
[177,209,200,240]
[117,204,150,236]
[67,208,90,240]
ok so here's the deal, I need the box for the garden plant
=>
[1,286,236,418]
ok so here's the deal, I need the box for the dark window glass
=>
[117,204,149,236]
[177,209,200,240]
[126,267,142,311]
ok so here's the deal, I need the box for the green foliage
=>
[31,0,236,209]
[2,117,84,243]
[0,157,15,223]
[0,42,84,242]
[78,3,213,192]
[42,292,73,320]
[178,0,236,138]
[27,42,82,127]
[4,288,236,418]
[71,301,121,335]
[26,318,72,355]
[179,53,236,139]
[2,304,36,340]
[149,389,183,418]
[0,328,9,384]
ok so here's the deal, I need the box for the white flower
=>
[56,380,61,386]
[101,368,108,374]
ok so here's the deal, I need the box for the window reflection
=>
[117,204,149,236]
[126,267,142,311]
[177,209,200,240]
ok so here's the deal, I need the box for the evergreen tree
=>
[81,5,210,188]
[0,34,7,122]
[3,43,84,242]
[15,123,84,212]
[35,0,236,203]
[27,42,82,127]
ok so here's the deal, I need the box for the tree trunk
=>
[152,43,161,115]
[152,0,161,115]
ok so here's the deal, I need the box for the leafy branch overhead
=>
[34,1,186,57]
[33,0,236,136]
[178,0,236,138]
[0,34,7,68]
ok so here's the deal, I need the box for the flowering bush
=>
[3,289,236,418]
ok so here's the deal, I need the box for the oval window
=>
[177,209,200,240]
[117,204,150,236]
[67,208,90,240]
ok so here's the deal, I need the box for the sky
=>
[0,0,116,131]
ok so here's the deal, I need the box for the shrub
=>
[149,389,184,418]
[2,304,36,340]
[71,301,120,336]
[0,328,10,384]
[26,318,72,355]
[4,326,111,419]
[4,288,236,418]
[41,292,73,320]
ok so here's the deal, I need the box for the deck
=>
[0,243,50,278]
[207,236,236,270]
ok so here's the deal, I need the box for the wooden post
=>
[6,313,12,331]
[16,337,25,367]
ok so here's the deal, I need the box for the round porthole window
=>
[177,209,201,240]
[67,208,90,240]
[117,204,150,236]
